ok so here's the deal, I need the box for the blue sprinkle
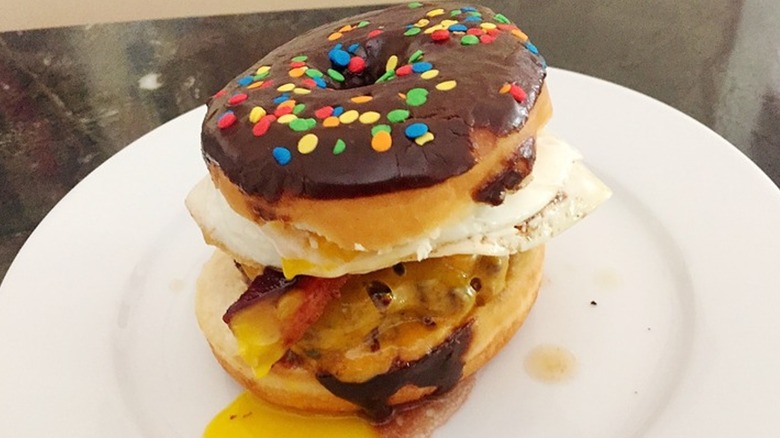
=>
[273,93,290,104]
[464,16,482,22]
[461,6,477,12]
[405,122,429,139]
[236,76,254,86]
[448,24,468,32]
[333,43,343,50]
[313,77,327,88]
[406,24,414,29]
[348,43,360,54]
[272,147,292,166]
[329,49,351,67]
[412,62,433,73]
[332,106,345,117]
[525,41,539,55]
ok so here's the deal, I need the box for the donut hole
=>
[325,36,412,90]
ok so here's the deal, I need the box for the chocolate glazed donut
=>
[201,2,547,202]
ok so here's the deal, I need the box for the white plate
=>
[2,68,780,437]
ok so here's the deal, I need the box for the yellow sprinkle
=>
[248,106,266,123]
[277,114,298,124]
[420,69,439,80]
[298,134,318,154]
[440,19,458,27]
[328,32,343,41]
[414,18,430,27]
[277,83,295,92]
[436,80,457,91]
[323,116,340,128]
[247,81,264,89]
[288,67,307,78]
[512,28,529,41]
[426,8,445,17]
[424,24,445,34]
[293,87,311,95]
[339,24,353,32]
[480,22,497,30]
[385,55,399,72]
[278,99,296,108]
[415,132,434,146]
[256,65,271,75]
[371,130,392,152]
[350,95,373,104]
[339,110,360,124]
[359,111,381,124]
[499,83,512,94]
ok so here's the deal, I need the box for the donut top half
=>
[202,2,547,202]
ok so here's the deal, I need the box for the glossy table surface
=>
[1,0,779,279]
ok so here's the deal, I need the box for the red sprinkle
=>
[487,28,500,36]
[301,78,318,88]
[260,80,275,88]
[466,28,484,36]
[497,24,517,31]
[348,56,366,73]
[227,93,248,105]
[395,64,413,76]
[314,106,334,119]
[217,112,236,129]
[213,89,227,98]
[290,61,307,68]
[274,105,293,117]
[252,115,276,137]
[509,84,527,103]
[431,29,450,41]
[367,29,383,38]
[480,34,496,44]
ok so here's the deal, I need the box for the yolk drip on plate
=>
[204,391,377,438]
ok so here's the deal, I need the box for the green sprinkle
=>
[387,109,410,123]
[494,13,510,24]
[289,118,311,132]
[291,55,308,62]
[306,118,317,129]
[357,20,370,28]
[305,69,324,78]
[406,88,429,107]
[404,27,422,36]
[371,124,392,135]
[333,139,346,155]
[408,1,423,8]
[408,49,424,63]
[461,35,479,45]
[468,11,482,17]
[376,70,396,83]
[254,71,270,80]
[293,103,306,115]
[327,68,345,82]
[450,9,461,16]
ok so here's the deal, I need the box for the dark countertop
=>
[1,1,779,279]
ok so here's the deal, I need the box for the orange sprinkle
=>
[371,130,392,152]
[278,99,297,108]
[288,67,307,78]
[339,24,353,32]
[350,95,373,104]
[512,29,529,41]
[499,83,512,94]
[398,92,407,99]
[323,116,340,128]
[328,32,343,41]
[247,81,264,89]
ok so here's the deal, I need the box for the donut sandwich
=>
[186,1,611,423]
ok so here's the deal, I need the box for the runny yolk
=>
[203,391,378,438]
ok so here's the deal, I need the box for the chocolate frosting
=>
[316,321,473,421]
[202,2,546,201]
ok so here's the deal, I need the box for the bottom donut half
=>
[195,245,544,417]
